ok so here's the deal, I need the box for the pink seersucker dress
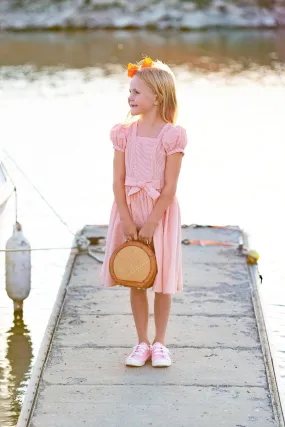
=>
[100,120,188,294]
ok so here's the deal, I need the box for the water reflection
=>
[0,29,285,74]
[5,312,33,426]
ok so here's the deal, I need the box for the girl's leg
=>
[153,293,172,346]
[130,288,150,344]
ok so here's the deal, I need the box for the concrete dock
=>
[18,224,284,427]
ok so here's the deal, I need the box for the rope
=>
[1,154,107,264]
[0,246,77,252]
[0,160,18,222]
[2,149,76,237]
[87,246,104,264]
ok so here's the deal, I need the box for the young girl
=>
[101,57,187,368]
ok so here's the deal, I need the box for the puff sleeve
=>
[162,125,187,157]
[110,123,128,152]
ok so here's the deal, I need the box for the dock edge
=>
[16,234,79,427]
[244,231,285,427]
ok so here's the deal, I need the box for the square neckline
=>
[135,120,169,140]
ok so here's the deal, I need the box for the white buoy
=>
[5,222,31,312]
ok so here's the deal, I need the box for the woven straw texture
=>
[109,241,157,289]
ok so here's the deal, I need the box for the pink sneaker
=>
[125,342,152,367]
[152,342,171,367]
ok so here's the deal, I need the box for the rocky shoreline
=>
[0,0,285,30]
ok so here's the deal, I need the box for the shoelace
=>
[130,344,149,357]
[152,345,170,358]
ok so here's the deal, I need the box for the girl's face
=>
[128,75,157,116]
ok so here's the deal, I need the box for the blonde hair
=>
[125,59,178,125]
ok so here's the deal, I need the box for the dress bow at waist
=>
[125,177,161,202]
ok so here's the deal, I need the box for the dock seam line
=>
[39,383,270,389]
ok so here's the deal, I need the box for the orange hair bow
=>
[127,57,154,78]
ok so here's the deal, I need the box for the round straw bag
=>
[109,241,157,289]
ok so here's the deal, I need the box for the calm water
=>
[0,30,285,426]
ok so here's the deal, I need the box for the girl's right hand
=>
[121,219,138,241]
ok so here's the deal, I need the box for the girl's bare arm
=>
[113,150,138,240]
[147,153,183,226]
[113,151,130,221]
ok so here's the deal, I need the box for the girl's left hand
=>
[138,222,156,245]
